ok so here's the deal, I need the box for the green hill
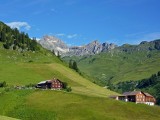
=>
[0,42,116,97]
[63,40,160,86]
[0,22,160,120]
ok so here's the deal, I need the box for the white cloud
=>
[6,22,31,30]
[67,34,78,39]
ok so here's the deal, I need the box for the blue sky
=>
[1,0,160,46]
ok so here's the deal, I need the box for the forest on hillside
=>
[0,21,39,51]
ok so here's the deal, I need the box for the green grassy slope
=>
[0,43,116,97]
[1,43,160,120]
[1,90,160,120]
[64,49,160,85]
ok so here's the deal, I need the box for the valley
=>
[0,21,160,120]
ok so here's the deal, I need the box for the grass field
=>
[1,43,160,120]
[1,89,160,120]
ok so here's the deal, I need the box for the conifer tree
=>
[72,61,79,72]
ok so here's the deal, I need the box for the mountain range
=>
[38,35,160,57]
[38,35,117,56]
[1,21,160,119]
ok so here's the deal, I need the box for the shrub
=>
[66,86,72,92]
[28,60,33,62]
[0,81,7,87]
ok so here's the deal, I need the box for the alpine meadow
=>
[0,20,160,120]
[1,0,160,119]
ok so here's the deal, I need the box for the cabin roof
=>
[38,81,47,84]
[47,79,62,83]
[122,91,154,97]
[122,91,142,96]
[144,92,153,97]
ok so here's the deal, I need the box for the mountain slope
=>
[63,40,160,85]
[0,45,160,120]
[0,42,116,97]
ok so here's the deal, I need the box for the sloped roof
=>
[122,91,142,96]
[38,81,47,84]
[123,91,132,96]
[144,92,153,97]
[47,79,62,83]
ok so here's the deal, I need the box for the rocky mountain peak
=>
[38,35,69,55]
[38,35,117,57]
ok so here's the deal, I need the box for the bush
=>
[28,60,33,63]
[0,81,7,87]
[66,86,72,92]
[63,82,68,89]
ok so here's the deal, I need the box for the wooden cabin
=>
[110,91,156,106]
[36,78,64,90]
[47,79,63,89]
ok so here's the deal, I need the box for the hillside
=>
[63,40,160,86]
[1,22,160,120]
[0,42,116,97]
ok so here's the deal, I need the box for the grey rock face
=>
[67,40,117,56]
[38,36,117,56]
[38,35,69,55]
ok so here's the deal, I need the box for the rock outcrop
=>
[38,35,117,56]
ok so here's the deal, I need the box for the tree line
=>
[69,60,79,72]
[0,21,39,51]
